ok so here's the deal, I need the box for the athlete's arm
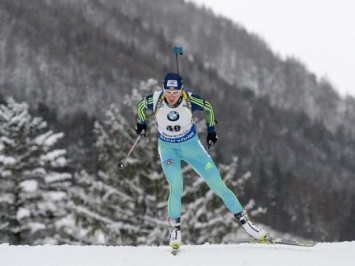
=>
[190,94,216,132]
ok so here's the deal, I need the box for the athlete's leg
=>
[181,137,243,214]
[181,137,267,240]
[158,143,183,219]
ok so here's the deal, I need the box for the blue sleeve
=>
[190,93,216,132]
[137,94,154,124]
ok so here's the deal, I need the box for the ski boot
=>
[168,217,181,255]
[235,211,268,240]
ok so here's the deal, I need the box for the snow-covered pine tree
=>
[178,117,265,244]
[181,156,265,244]
[65,169,123,245]
[0,97,71,245]
[67,105,141,245]
[123,79,170,245]
[69,79,169,245]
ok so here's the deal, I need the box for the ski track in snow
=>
[1,241,354,266]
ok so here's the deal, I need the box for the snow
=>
[27,222,46,233]
[44,173,71,184]
[43,191,67,201]
[34,132,64,146]
[0,193,14,203]
[1,242,354,266]
[40,150,67,167]
[19,179,38,192]
[16,208,31,220]
[0,154,17,165]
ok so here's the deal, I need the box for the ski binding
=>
[171,244,180,255]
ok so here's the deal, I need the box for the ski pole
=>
[118,133,143,168]
[173,46,184,74]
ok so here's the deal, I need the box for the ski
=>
[171,244,180,255]
[234,237,316,247]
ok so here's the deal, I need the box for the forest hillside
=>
[0,0,355,243]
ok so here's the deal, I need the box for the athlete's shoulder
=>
[144,91,161,102]
[144,93,154,102]
[189,92,202,100]
[189,92,205,108]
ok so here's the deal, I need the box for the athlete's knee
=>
[209,182,234,199]
[166,175,183,194]
[169,182,183,196]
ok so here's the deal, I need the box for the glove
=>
[135,123,147,136]
[207,132,218,149]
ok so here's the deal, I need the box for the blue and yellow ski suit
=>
[137,90,243,219]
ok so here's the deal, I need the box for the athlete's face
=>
[164,89,182,105]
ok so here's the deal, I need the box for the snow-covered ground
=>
[2,241,354,266]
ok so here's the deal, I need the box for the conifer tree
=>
[179,120,264,244]
[69,79,169,245]
[182,157,264,244]
[68,105,143,245]
[0,98,71,245]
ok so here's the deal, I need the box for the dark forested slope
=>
[1,0,355,241]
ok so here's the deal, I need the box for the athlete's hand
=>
[207,132,218,149]
[135,123,147,137]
